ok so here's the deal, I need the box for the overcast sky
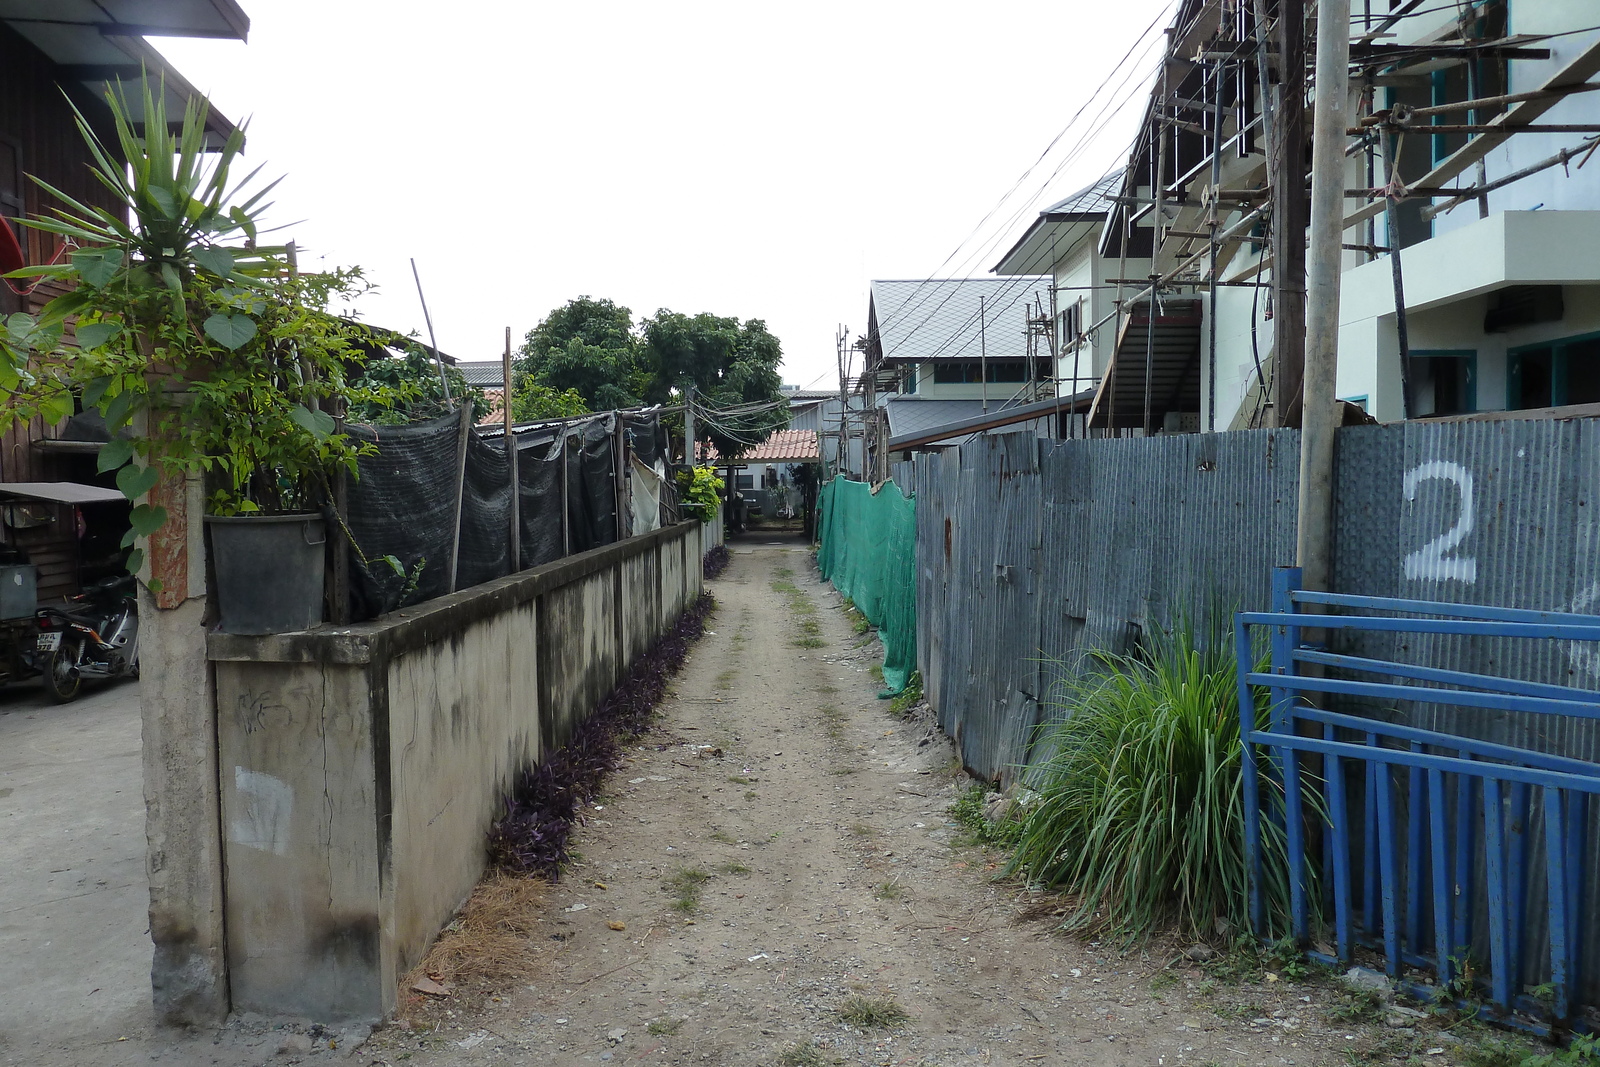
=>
[151,0,1176,390]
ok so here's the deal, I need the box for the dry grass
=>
[398,872,548,1023]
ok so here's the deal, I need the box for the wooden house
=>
[0,1,246,600]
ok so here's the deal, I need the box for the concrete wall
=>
[206,522,704,1022]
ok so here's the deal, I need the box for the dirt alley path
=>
[369,541,1419,1067]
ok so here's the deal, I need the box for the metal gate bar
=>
[1237,567,1600,1028]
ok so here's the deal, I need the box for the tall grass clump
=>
[1008,626,1288,943]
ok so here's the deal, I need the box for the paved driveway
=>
[0,677,149,1065]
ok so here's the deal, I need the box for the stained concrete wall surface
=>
[207,523,704,1022]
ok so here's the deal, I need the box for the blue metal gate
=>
[1238,568,1600,1029]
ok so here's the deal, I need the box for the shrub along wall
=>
[207,521,704,1022]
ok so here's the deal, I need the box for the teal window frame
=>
[1410,349,1478,416]
[1508,329,1600,409]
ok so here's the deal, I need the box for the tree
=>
[347,339,489,425]
[513,297,789,461]
[511,381,590,422]
[640,311,787,460]
[514,296,645,411]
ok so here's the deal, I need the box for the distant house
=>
[858,277,1064,474]
[783,387,864,478]
[0,1,248,599]
[455,360,509,424]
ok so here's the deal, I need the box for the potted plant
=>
[0,78,396,633]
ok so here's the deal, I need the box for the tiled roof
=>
[869,277,1051,363]
[697,429,820,464]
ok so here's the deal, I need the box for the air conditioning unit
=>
[1162,411,1201,434]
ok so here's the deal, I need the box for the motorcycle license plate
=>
[36,632,60,652]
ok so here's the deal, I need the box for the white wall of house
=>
[1338,211,1600,421]
[1426,1,1600,237]
[899,356,1049,405]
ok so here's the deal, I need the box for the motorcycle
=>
[35,575,140,703]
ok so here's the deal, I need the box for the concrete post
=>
[1296,0,1352,591]
[141,467,228,1023]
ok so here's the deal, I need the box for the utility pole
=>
[684,381,695,466]
[1272,0,1308,428]
[1297,0,1352,591]
[836,326,851,479]
[979,296,988,414]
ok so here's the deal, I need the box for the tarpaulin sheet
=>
[816,475,916,693]
[345,413,465,617]
[630,456,663,534]
[343,410,665,620]
[515,430,566,570]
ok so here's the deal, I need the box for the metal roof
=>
[0,1,249,147]
[867,277,1051,364]
[992,169,1122,276]
[455,361,507,388]
[883,399,986,437]
[886,390,1095,451]
[0,481,125,504]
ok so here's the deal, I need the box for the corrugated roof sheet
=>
[884,399,986,437]
[456,361,507,387]
[869,277,1050,363]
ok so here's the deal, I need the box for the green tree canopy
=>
[515,296,645,411]
[511,381,590,423]
[639,311,787,460]
[514,297,788,461]
[347,339,488,425]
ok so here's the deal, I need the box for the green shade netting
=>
[816,475,916,693]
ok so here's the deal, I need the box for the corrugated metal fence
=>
[916,419,1600,783]
[915,416,1600,1004]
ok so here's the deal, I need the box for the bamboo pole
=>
[448,400,472,593]
[504,326,519,572]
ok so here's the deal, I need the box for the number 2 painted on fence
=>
[1402,460,1477,584]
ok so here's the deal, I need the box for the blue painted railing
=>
[1237,568,1600,1029]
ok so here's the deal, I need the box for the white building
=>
[990,0,1600,432]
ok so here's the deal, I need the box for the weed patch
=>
[663,867,711,913]
[718,861,751,875]
[889,670,923,717]
[873,879,903,901]
[777,1044,827,1067]
[949,784,1023,849]
[647,1018,684,1037]
[837,994,910,1029]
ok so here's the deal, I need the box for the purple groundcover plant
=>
[702,544,730,580]
[487,593,716,879]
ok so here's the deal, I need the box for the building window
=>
[1057,301,1081,351]
[1407,350,1476,417]
[1510,333,1600,410]
[929,361,1033,384]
